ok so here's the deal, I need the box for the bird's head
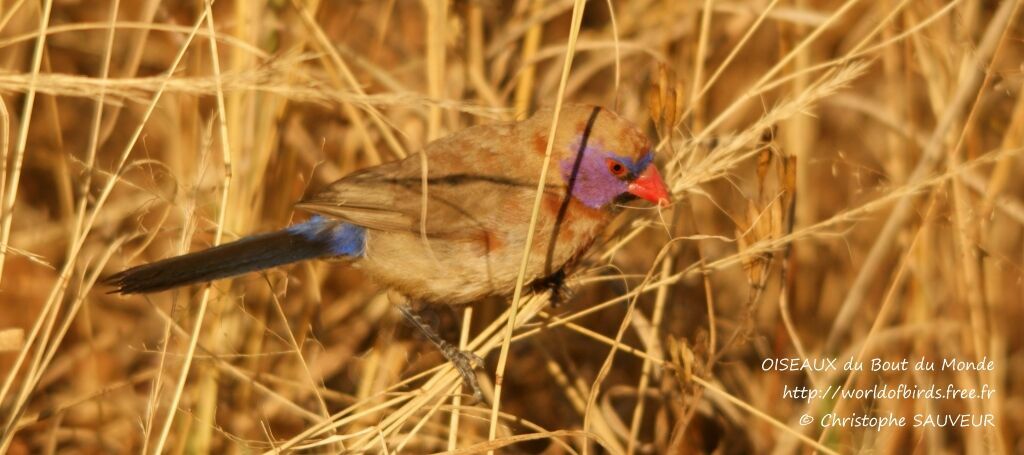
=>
[524,104,670,210]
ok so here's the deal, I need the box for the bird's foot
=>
[439,342,485,402]
[533,269,575,308]
[398,304,485,401]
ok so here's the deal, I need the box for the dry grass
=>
[1,0,1022,453]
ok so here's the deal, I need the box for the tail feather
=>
[105,217,364,294]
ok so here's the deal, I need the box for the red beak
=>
[628,166,670,207]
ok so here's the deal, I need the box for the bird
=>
[104,103,670,399]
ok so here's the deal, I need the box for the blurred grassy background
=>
[1,0,1022,453]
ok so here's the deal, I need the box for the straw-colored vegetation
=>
[1,0,1021,453]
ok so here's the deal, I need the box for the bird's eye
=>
[606,159,628,177]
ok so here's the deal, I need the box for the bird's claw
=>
[549,281,575,308]
[533,270,574,308]
[441,344,485,401]
[399,303,485,401]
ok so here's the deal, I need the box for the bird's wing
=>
[296,152,547,238]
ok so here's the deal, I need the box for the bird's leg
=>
[532,269,575,308]
[397,304,485,401]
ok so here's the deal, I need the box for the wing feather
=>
[297,154,544,238]
[297,120,568,240]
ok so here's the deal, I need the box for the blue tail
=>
[105,216,364,294]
